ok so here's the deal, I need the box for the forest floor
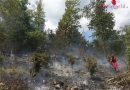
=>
[0,50,128,90]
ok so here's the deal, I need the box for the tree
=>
[0,0,47,52]
[26,30,47,51]
[108,30,125,54]
[83,0,118,54]
[26,0,46,51]
[34,0,45,31]
[0,0,32,52]
[124,26,130,68]
[0,32,6,52]
[0,21,6,44]
[47,29,56,49]
[56,0,85,48]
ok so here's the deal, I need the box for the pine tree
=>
[0,0,32,51]
[34,0,45,31]
[56,0,84,48]
[124,26,130,68]
[83,0,116,54]
[26,0,46,51]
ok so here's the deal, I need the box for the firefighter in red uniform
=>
[111,55,118,72]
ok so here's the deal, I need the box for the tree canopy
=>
[56,0,86,48]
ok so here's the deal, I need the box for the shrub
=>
[0,54,4,62]
[68,55,76,67]
[30,52,49,77]
[83,56,97,76]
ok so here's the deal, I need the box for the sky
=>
[29,0,130,41]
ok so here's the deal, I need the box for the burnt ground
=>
[0,50,128,90]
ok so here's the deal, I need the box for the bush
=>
[83,56,97,76]
[30,52,49,77]
[0,55,4,62]
[68,55,76,66]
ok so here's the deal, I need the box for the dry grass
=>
[107,71,130,87]
[0,67,30,90]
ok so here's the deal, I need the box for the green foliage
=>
[56,0,86,48]
[0,21,8,50]
[91,31,125,54]
[83,0,125,55]
[30,52,49,77]
[0,32,6,43]
[0,54,4,62]
[0,32,7,51]
[83,56,97,75]
[31,52,49,66]
[83,56,97,70]
[0,0,46,52]
[34,0,45,31]
[46,29,57,51]
[124,26,130,67]
[0,0,32,51]
[84,0,115,39]
[27,30,47,51]
[26,0,46,51]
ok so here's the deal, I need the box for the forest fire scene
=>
[0,0,130,90]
